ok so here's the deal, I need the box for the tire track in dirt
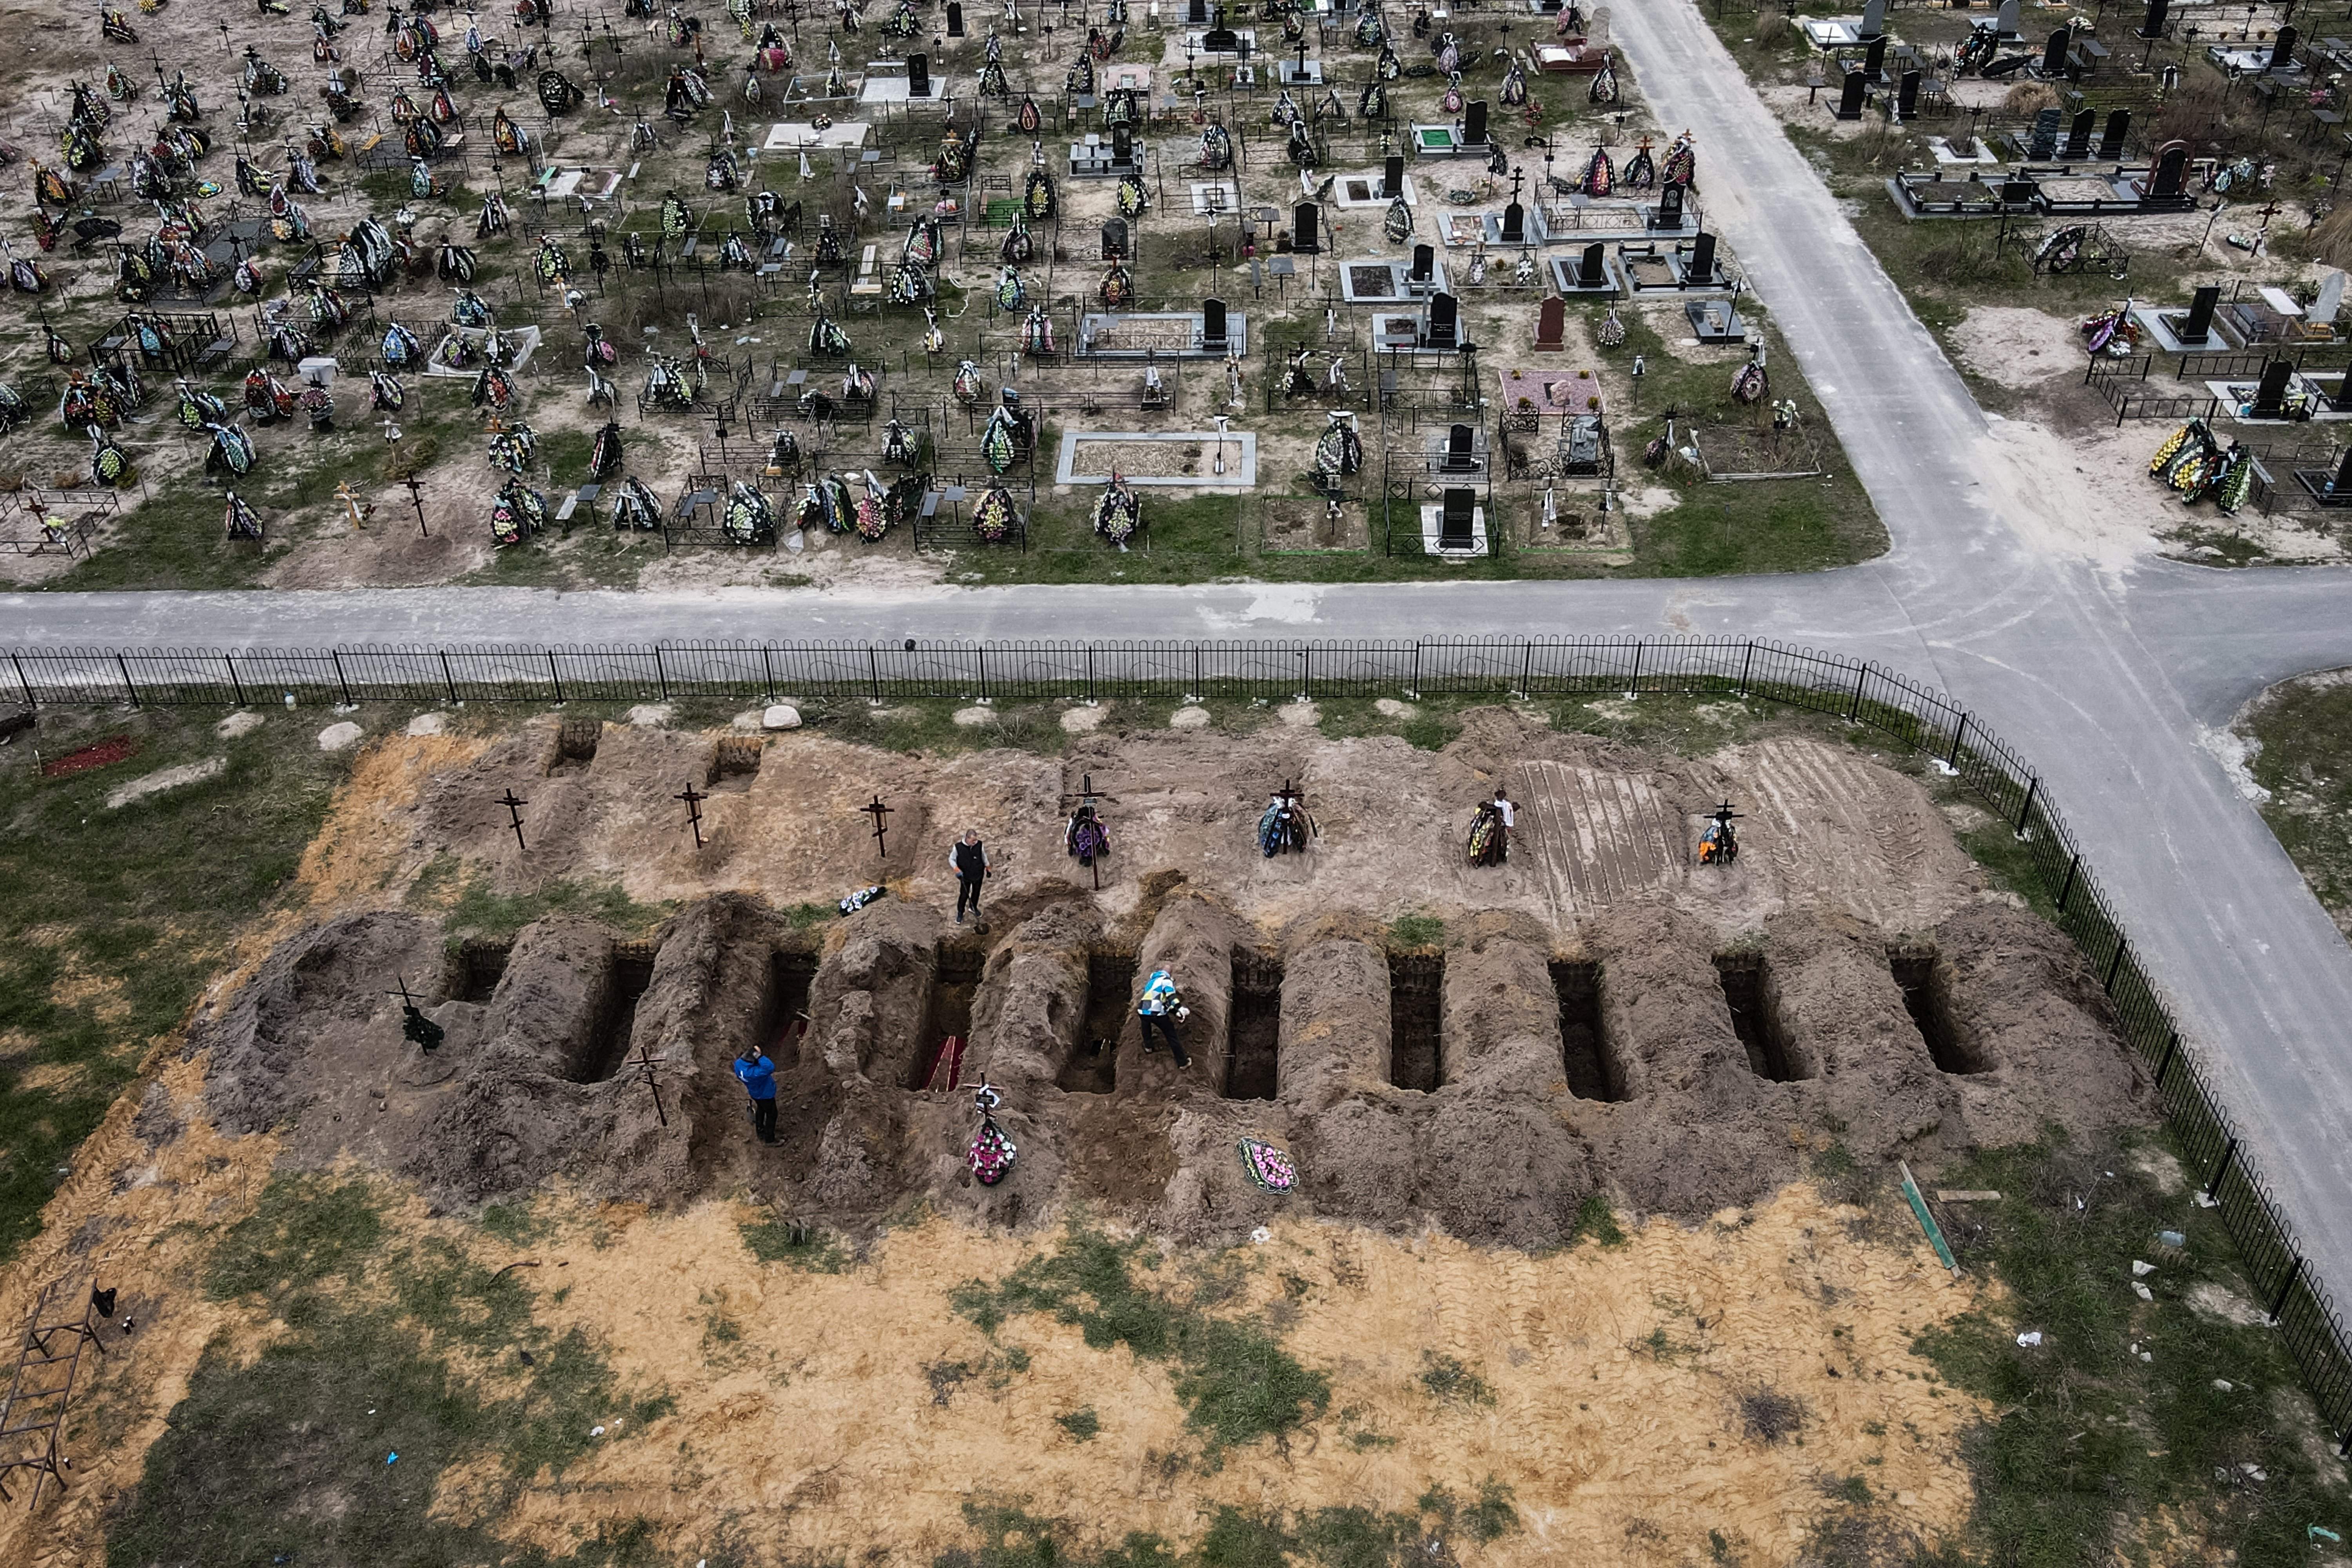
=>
[1512,761,1682,924]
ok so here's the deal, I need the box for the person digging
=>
[950,828,989,924]
[1137,966,1191,1069]
[733,1046,779,1144]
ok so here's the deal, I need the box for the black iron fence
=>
[7,632,2350,1448]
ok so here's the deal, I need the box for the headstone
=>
[2001,173,2038,205]
[1201,296,1229,348]
[1897,68,1921,118]
[2063,108,2093,159]
[1111,123,1134,165]
[1443,423,1475,469]
[1688,230,1716,281]
[2180,282,2219,342]
[2100,107,2131,157]
[2314,270,2347,327]
[908,52,932,96]
[2041,26,2069,74]
[1656,182,1684,228]
[947,0,965,33]
[2331,443,2352,495]
[2138,0,2166,37]
[1837,69,1867,119]
[2151,139,2187,196]
[1382,154,1405,197]
[1862,33,1887,80]
[1202,22,1239,50]
[2028,105,2060,159]
[1500,200,1526,243]
[2254,359,2292,417]
[1578,241,1606,285]
[1102,216,1130,258]
[1860,0,1886,38]
[1293,200,1320,252]
[1995,0,2019,35]
[1439,486,1475,548]
[1410,242,1434,283]
[1535,294,1565,348]
[1426,290,1459,349]
[2268,24,2296,71]
[1187,0,1207,21]
[1464,99,1489,145]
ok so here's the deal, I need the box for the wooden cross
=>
[498,788,528,851]
[1058,771,1120,890]
[626,1043,671,1126]
[676,780,710,848]
[861,793,895,860]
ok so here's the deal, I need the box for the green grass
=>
[411,855,675,943]
[1913,1134,2352,1567]
[1416,1351,1496,1406]
[1056,1406,1102,1442]
[951,1226,1329,1455]
[2239,673,2352,928]
[114,1174,672,1568]
[1567,1192,1628,1249]
[739,1214,849,1272]
[0,705,345,1262]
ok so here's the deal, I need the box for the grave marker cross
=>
[677,780,711,848]
[862,793,896,860]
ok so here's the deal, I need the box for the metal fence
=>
[7,632,2350,1448]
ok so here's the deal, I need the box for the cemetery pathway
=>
[12,4,2352,1303]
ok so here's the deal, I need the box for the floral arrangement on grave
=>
[591,421,624,480]
[1589,54,1617,104]
[981,406,1021,473]
[224,492,265,541]
[206,422,256,478]
[967,1082,1017,1185]
[1098,262,1135,310]
[1359,80,1387,120]
[1500,60,1527,106]
[854,470,894,540]
[972,481,1019,543]
[1068,51,1096,96]
[1024,167,1058,220]
[175,378,227,431]
[1384,194,1412,244]
[809,310,851,356]
[1355,6,1384,45]
[487,418,538,474]
[1664,132,1696,186]
[936,126,975,182]
[1239,1138,1297,1192]
[611,478,664,532]
[1199,122,1233,170]
[1018,96,1044,132]
[954,360,987,407]
[1117,170,1149,217]
[491,477,546,546]
[723,481,777,545]
[1314,412,1363,477]
[2081,303,2141,358]
[1022,305,1055,357]
[1002,211,1035,263]
[1092,471,1142,543]
[996,265,1027,310]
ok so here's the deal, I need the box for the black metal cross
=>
[862,793,895,860]
[498,788,529,851]
[627,1043,670,1125]
[676,780,710,847]
[388,975,445,1051]
[404,472,430,537]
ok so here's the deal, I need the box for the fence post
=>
[760,646,776,700]
[9,652,31,710]
[1299,644,1312,700]
[2103,939,2125,995]
[2269,1255,2303,1321]
[331,651,353,707]
[2056,853,2080,913]
[1946,711,1968,770]
[440,650,459,704]
[1737,641,1755,697]
[978,645,990,703]
[1518,640,1534,699]
[653,645,670,700]
[224,653,247,709]
[1192,644,1202,702]
[1624,640,1643,697]
[2014,775,2039,835]
[1085,646,1095,704]
[1408,642,1421,699]
[2206,1136,2238,1200]
[868,644,882,704]
[2156,1030,2178,1087]
[548,650,565,704]
[117,654,138,709]
[1846,661,1868,722]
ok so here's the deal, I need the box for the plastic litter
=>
[2016,1331,2043,1348]
[2131,1259,2156,1277]
[2132,1282,2153,1300]
[590,1425,606,1437]
[386,1452,398,1465]
[2212,1379,2233,1391]
[1250,1226,1272,1244]
[2160,1230,2187,1248]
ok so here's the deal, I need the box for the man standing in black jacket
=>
[950,829,989,924]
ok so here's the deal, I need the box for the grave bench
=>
[849,244,884,300]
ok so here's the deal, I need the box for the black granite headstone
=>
[1500,201,1525,243]
[947,1,965,33]
[1439,486,1475,547]
[2028,105,2060,158]
[1293,200,1320,252]
[2064,107,2093,159]
[2100,107,2131,157]
[908,52,932,96]
[1410,242,1434,282]
[1187,0,1208,21]
[1102,216,1129,258]
[2254,359,2292,417]
[2041,25,2069,74]
[1201,296,1229,348]
[2268,24,2297,71]
[2138,0,2167,37]
[1111,123,1134,165]
[1426,290,1458,349]
[2332,443,2352,495]
[1688,230,1716,281]
[1382,154,1405,197]
[1897,69,1921,118]
[2181,283,2219,343]
[1465,100,1488,145]
[1837,69,1867,118]
[1444,423,1475,469]
[1656,182,1684,229]
[1579,241,1605,286]
[1863,34,1887,80]
[2151,140,2187,196]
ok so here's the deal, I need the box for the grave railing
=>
[9,633,2352,1455]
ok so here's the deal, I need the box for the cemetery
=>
[0,0,1879,589]
[0,686,2187,1562]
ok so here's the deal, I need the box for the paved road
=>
[9,1,2352,1303]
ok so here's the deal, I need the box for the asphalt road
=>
[8,1,2352,1303]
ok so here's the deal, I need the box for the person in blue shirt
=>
[733,1048,779,1143]
[1136,968,1191,1068]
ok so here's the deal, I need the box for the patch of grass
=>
[1387,912,1445,950]
[1912,1134,2352,1566]
[1417,1351,1496,1407]
[0,705,344,1262]
[1568,1192,1628,1248]
[943,1480,1517,1568]
[1056,1406,1102,1442]
[2241,672,2352,926]
[739,1214,849,1272]
[952,1226,1329,1453]
[114,1183,671,1568]
[427,866,675,942]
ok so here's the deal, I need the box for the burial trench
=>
[215,881,2149,1242]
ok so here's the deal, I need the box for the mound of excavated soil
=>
[191,713,2152,1242]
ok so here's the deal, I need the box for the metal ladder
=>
[0,1276,107,1509]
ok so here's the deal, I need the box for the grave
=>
[1547,241,1619,295]
[2026,107,2060,159]
[1321,167,1419,209]
[1409,122,1478,157]
[1649,182,1689,232]
[1535,294,1566,350]
[1833,69,1867,121]
[1798,17,1863,49]
[785,71,865,103]
[2037,27,2069,78]
[2134,140,2189,201]
[2132,283,2236,353]
[1463,101,1490,149]
[1071,129,1144,177]
[1860,35,1889,85]
[422,324,544,378]
[1895,69,1920,121]
[1532,38,1610,72]
[2100,108,2132,159]
[858,56,951,105]
[1293,201,1321,254]
[1187,25,1258,55]
[1497,365,1606,423]
[2062,108,2093,160]
[1666,232,1731,290]
[1420,485,1488,556]
[1074,304,1249,358]
[1428,421,1488,474]
[1424,292,1461,351]
[1189,179,1242,215]
[1054,428,1259,485]
[1994,0,2021,40]
[2292,444,2352,506]
[1102,217,1131,260]
[947,0,965,32]
[762,120,875,152]
[1687,296,1746,343]
[1338,254,1450,303]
